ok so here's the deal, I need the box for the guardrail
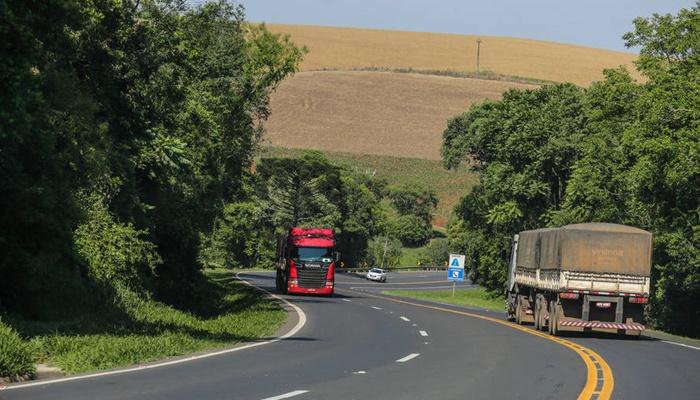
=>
[338,266,448,273]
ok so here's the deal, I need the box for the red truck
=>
[275,227,339,296]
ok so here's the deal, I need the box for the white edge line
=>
[2,272,306,391]
[661,340,700,351]
[396,353,420,362]
[261,389,310,400]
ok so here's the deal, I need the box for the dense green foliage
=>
[385,183,437,246]
[442,3,700,338]
[0,0,304,377]
[257,151,343,228]
[0,0,302,311]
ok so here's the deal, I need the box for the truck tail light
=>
[629,297,648,304]
[560,292,579,300]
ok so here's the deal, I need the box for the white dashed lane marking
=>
[261,390,309,400]
[396,353,420,363]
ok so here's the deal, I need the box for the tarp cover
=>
[517,223,652,276]
[516,228,557,269]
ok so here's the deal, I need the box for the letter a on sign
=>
[449,254,464,268]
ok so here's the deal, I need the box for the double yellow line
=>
[342,289,613,400]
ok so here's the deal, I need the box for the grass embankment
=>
[0,270,285,380]
[386,288,504,311]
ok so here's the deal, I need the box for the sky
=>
[205,0,696,53]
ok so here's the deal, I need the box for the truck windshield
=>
[292,247,333,263]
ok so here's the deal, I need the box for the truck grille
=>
[297,268,328,288]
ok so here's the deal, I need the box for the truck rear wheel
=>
[515,295,524,325]
[537,296,549,332]
[549,300,559,336]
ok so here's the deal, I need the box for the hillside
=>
[260,24,645,161]
[263,70,539,160]
[264,24,643,86]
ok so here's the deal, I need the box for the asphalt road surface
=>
[3,270,700,400]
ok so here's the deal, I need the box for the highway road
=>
[3,270,700,400]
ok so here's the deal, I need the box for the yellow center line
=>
[339,288,614,400]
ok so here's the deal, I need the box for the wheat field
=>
[260,24,644,160]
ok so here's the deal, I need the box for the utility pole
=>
[476,37,482,79]
[381,237,388,268]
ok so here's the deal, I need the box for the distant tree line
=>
[441,3,700,338]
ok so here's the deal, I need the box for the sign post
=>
[447,254,465,297]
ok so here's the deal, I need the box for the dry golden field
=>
[260,24,645,161]
[264,70,539,160]
[265,24,642,86]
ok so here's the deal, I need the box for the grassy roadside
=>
[1,269,286,380]
[385,288,504,310]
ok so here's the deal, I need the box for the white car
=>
[366,268,387,282]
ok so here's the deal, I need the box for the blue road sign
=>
[448,267,464,282]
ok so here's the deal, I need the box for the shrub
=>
[388,214,432,247]
[366,236,403,267]
[0,319,35,379]
[74,197,162,294]
[198,202,275,269]
[426,238,452,266]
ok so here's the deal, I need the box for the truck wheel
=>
[505,295,516,321]
[538,297,548,332]
[281,275,288,294]
[515,295,524,325]
[549,300,559,336]
[534,299,541,330]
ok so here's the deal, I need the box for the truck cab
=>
[276,228,339,296]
